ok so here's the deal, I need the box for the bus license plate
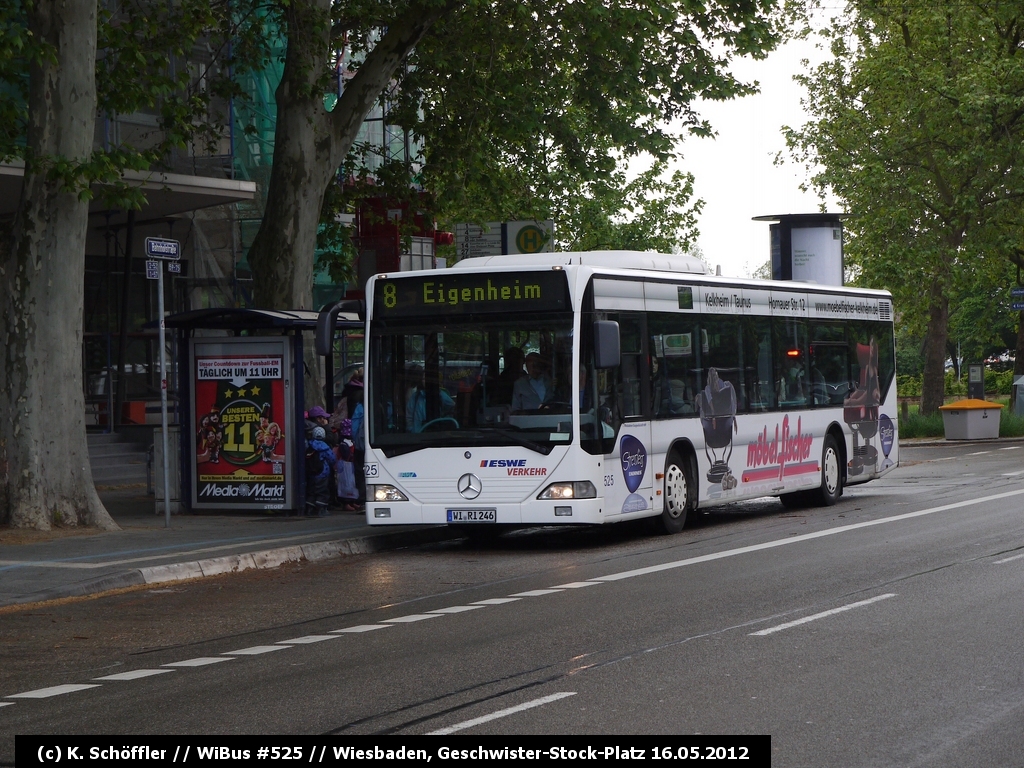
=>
[447,509,496,523]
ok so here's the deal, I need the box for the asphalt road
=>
[2,442,1024,766]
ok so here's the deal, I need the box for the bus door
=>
[596,312,653,517]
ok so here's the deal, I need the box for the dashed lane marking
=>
[552,582,602,588]
[994,552,1024,564]
[383,614,443,624]
[162,657,235,668]
[276,635,339,644]
[509,589,564,597]
[426,692,577,736]
[471,598,520,605]
[223,645,291,655]
[331,624,392,633]
[93,669,174,681]
[427,606,486,614]
[7,684,100,699]
[750,594,897,636]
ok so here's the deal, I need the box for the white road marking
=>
[750,594,897,636]
[7,684,100,699]
[967,451,991,456]
[592,488,1024,584]
[426,692,577,735]
[0,703,13,708]
[162,657,235,668]
[994,552,1024,564]
[18,487,1024,704]
[276,635,339,644]
[383,614,443,623]
[1000,446,1020,450]
[1003,470,1024,477]
[93,669,174,681]
[471,598,521,605]
[331,624,392,633]
[223,645,290,655]
[427,606,486,614]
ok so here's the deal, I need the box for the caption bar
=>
[16,736,770,767]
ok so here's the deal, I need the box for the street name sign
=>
[145,237,181,260]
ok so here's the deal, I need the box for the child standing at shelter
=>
[305,426,333,516]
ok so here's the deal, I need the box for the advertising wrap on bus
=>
[361,251,897,534]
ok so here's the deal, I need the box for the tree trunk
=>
[247,0,334,311]
[248,0,459,312]
[919,283,950,416]
[0,0,116,530]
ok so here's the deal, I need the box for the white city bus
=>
[363,251,897,533]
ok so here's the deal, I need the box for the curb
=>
[900,436,1024,447]
[7,525,458,607]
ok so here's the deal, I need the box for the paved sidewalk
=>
[0,489,454,608]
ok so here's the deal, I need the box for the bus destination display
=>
[374,271,570,317]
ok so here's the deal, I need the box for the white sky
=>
[674,32,835,279]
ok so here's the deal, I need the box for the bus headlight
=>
[538,481,597,500]
[371,485,408,502]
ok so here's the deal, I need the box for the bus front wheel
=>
[660,453,691,534]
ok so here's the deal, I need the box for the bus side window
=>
[810,322,849,405]
[773,318,809,409]
[648,314,700,418]
[699,316,747,413]
[747,322,774,412]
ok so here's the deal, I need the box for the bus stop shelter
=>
[163,307,362,515]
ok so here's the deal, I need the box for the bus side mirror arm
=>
[593,320,620,369]
[315,300,365,357]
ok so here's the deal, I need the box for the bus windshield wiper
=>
[466,427,553,455]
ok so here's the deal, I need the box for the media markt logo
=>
[200,483,284,499]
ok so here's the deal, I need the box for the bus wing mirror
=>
[315,300,364,357]
[593,320,620,369]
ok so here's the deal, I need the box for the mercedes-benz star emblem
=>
[457,473,482,500]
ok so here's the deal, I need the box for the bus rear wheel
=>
[660,453,691,534]
[815,434,842,506]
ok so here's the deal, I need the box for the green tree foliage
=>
[785,1,1024,414]
[550,160,703,253]
[249,0,782,309]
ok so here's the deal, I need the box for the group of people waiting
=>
[303,368,366,516]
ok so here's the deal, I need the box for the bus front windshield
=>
[368,315,576,456]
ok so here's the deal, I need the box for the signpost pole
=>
[144,237,179,527]
[158,265,171,528]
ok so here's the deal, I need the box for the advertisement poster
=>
[191,340,292,509]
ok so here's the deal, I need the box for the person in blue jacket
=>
[305,426,333,516]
